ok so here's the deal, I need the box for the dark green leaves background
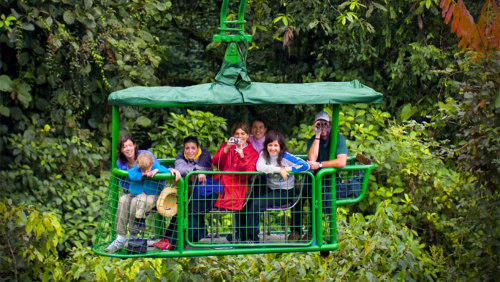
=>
[0,0,498,280]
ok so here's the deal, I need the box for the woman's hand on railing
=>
[198,174,207,183]
[280,166,289,181]
[170,168,181,181]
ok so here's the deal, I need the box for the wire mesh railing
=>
[92,160,374,258]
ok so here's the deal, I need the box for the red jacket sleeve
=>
[237,146,258,172]
[212,142,228,170]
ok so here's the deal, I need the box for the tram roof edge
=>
[107,80,384,107]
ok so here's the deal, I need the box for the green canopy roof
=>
[108,80,383,107]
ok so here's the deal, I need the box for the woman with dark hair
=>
[245,130,309,242]
[117,135,140,170]
[155,136,221,250]
[249,118,267,153]
[212,121,259,242]
[212,121,259,211]
[106,136,181,253]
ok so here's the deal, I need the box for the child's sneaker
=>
[105,238,127,253]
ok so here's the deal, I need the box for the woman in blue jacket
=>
[106,136,180,253]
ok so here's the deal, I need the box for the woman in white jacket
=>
[243,130,309,242]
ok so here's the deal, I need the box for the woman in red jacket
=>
[212,121,259,210]
[212,121,259,241]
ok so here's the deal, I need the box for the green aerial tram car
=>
[92,0,383,258]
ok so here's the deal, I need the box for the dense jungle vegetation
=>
[1,0,499,280]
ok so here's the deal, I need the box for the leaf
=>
[22,22,35,31]
[0,105,10,117]
[63,10,75,25]
[373,2,388,12]
[139,30,154,43]
[84,0,93,9]
[15,82,32,108]
[399,103,417,121]
[494,88,500,109]
[88,118,98,128]
[0,75,13,91]
[136,116,152,127]
[45,16,53,27]
[95,264,106,281]
[35,222,45,239]
[394,188,404,194]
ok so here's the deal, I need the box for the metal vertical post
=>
[110,106,120,238]
[329,105,340,244]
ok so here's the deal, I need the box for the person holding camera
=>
[212,121,259,211]
[211,121,259,242]
[289,111,348,242]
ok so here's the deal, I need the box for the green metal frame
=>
[92,0,377,259]
[183,170,316,249]
[92,103,374,258]
[213,0,252,43]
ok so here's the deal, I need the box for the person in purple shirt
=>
[248,118,267,153]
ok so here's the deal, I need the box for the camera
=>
[229,137,241,144]
[316,121,328,129]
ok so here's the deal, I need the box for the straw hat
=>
[156,186,178,217]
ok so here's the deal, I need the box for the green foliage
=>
[0,0,497,280]
[1,127,108,251]
[433,53,500,191]
[287,122,314,154]
[0,200,64,281]
[149,109,228,158]
[0,0,172,141]
[333,202,439,280]
[339,103,500,279]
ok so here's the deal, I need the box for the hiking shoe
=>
[105,238,127,253]
[288,231,301,242]
[154,238,174,251]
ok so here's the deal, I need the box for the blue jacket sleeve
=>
[128,165,143,181]
[152,163,171,174]
[283,152,310,173]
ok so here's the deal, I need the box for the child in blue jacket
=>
[106,152,179,253]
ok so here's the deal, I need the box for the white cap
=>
[314,111,331,122]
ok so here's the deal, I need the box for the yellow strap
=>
[184,147,202,161]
